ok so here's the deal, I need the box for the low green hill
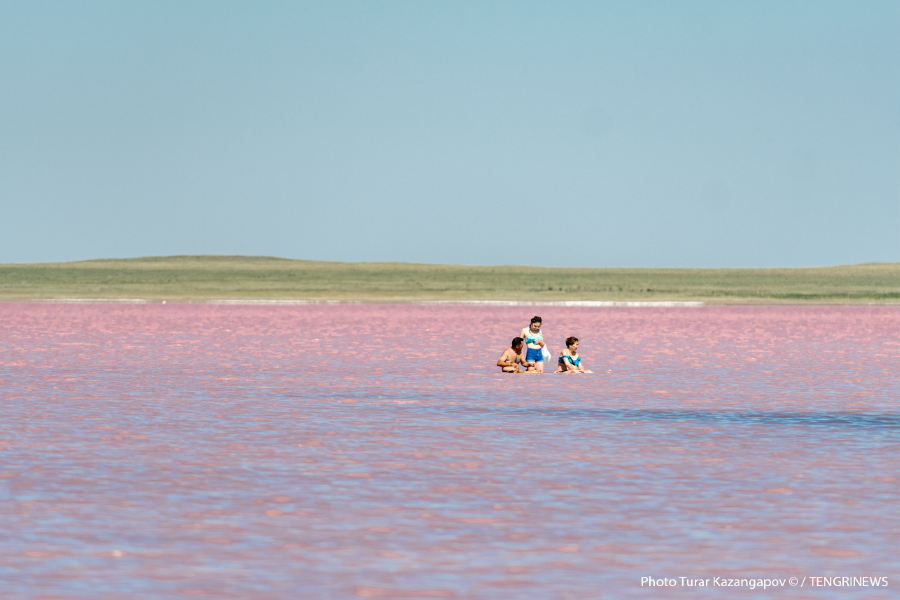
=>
[0,256,896,303]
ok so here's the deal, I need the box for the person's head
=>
[530,316,542,330]
[511,337,524,353]
[566,336,579,350]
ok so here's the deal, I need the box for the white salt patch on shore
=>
[34,298,150,304]
[419,300,704,307]
[28,298,702,307]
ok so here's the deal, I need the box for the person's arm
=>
[515,351,532,368]
[562,354,578,373]
[497,351,516,368]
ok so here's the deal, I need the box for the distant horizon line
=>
[1,254,897,270]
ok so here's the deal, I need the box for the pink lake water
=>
[1,303,897,599]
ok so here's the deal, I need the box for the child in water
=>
[556,336,593,374]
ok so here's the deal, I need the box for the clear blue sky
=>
[1,1,897,267]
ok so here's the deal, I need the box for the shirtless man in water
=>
[497,337,537,373]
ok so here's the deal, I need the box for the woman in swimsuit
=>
[519,316,546,374]
[556,336,592,374]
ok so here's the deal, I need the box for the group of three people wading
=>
[496,316,592,374]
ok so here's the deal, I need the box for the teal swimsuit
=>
[559,354,581,367]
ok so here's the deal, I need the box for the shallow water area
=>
[1,303,897,599]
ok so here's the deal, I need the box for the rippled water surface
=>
[1,304,897,599]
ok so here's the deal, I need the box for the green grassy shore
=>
[0,256,897,303]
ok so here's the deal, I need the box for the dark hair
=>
[530,316,542,324]
[566,336,578,347]
[512,337,524,347]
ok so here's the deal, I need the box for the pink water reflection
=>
[1,303,897,599]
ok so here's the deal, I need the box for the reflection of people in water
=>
[519,316,546,374]
[497,337,537,373]
[556,336,593,374]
